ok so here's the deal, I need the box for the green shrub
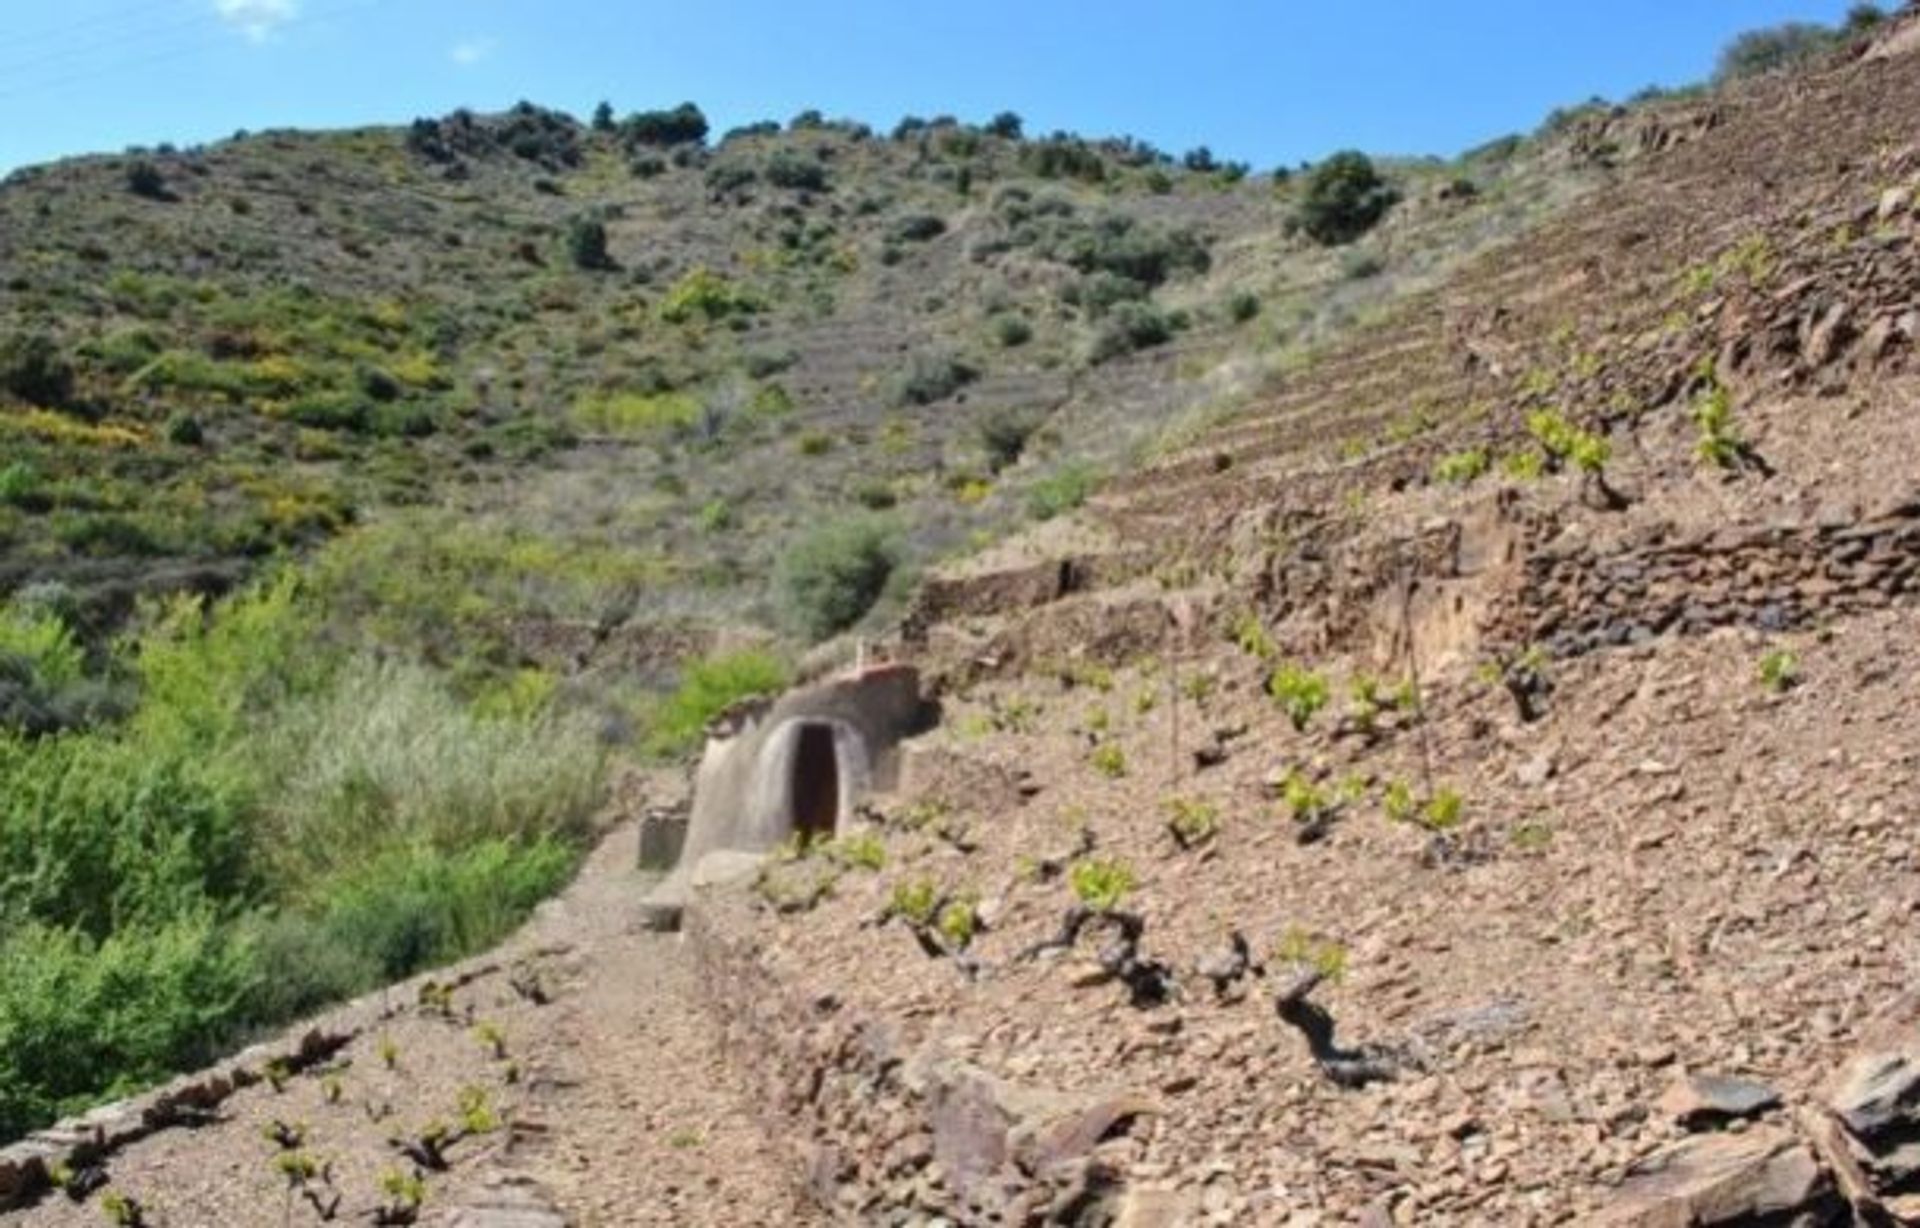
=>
[567,217,612,270]
[1027,463,1096,521]
[1069,857,1136,912]
[894,352,978,406]
[572,389,701,438]
[1758,649,1800,693]
[1693,384,1745,468]
[1227,291,1261,323]
[1714,22,1840,82]
[765,150,828,191]
[891,214,947,243]
[1089,741,1126,778]
[1267,663,1330,731]
[1433,448,1489,485]
[990,313,1033,347]
[1089,301,1171,363]
[0,912,256,1139]
[658,268,759,324]
[126,160,168,199]
[0,332,75,407]
[306,836,576,981]
[778,516,899,639]
[642,649,789,759]
[1293,151,1398,246]
[622,102,708,147]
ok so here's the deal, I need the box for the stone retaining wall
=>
[1487,497,1920,656]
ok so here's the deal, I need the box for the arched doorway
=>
[791,723,840,841]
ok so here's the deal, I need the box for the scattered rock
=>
[1826,998,1920,1194]
[1598,1128,1842,1226]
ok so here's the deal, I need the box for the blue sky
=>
[0,1,1868,174]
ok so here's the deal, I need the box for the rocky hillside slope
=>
[0,94,1630,694]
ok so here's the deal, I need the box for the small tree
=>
[1293,151,1399,246]
[126,159,168,200]
[0,332,74,407]
[1713,22,1838,82]
[779,517,899,639]
[986,111,1023,140]
[623,102,708,147]
[591,101,615,132]
[566,216,611,270]
[1845,4,1887,34]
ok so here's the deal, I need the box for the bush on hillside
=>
[1089,301,1172,363]
[623,102,708,147]
[764,149,828,191]
[979,409,1040,472]
[567,216,612,270]
[641,649,790,759]
[591,101,615,132]
[1293,151,1399,246]
[890,213,947,243]
[779,517,899,640]
[1716,22,1850,82]
[986,111,1024,140]
[0,331,75,407]
[1021,137,1107,183]
[125,160,168,200]
[893,351,978,406]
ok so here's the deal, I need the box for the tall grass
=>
[260,658,603,889]
[0,570,607,1142]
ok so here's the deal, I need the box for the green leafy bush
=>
[894,352,978,406]
[622,102,708,147]
[1714,21,1841,82]
[765,150,828,191]
[778,516,899,639]
[1267,663,1330,731]
[1069,857,1136,912]
[1758,649,1800,693]
[1433,448,1489,485]
[0,912,256,1139]
[642,649,789,759]
[1293,151,1399,246]
[567,216,612,270]
[305,836,577,981]
[0,332,75,408]
[1027,463,1096,521]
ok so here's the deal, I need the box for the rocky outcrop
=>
[683,893,1159,1222]
[1487,497,1920,658]
[1599,1128,1843,1226]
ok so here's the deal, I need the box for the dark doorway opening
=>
[792,724,840,841]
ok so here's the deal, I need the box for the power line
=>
[0,0,384,104]
[2,0,194,51]
[0,9,235,77]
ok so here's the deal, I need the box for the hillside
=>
[3,5,1917,1226]
[0,98,1629,675]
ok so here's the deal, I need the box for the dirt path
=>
[4,821,817,1228]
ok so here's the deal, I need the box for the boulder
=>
[1826,994,1920,1199]
[1598,1128,1843,1226]
[1657,1073,1783,1130]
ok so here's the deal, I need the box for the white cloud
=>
[449,36,497,66]
[214,0,299,42]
